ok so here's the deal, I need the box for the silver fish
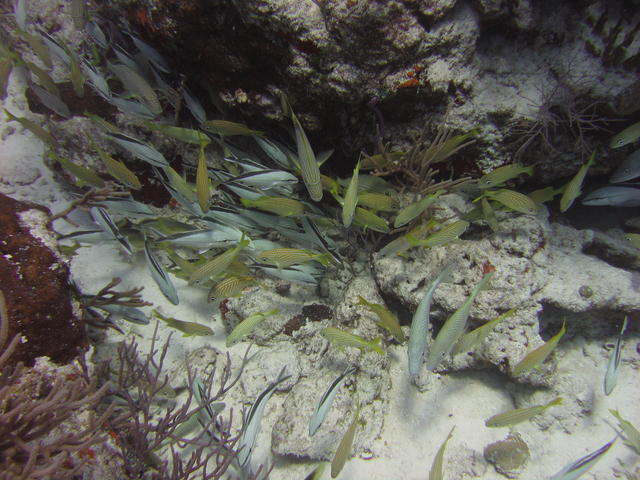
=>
[107,132,168,167]
[161,225,243,249]
[548,438,616,480]
[252,262,319,286]
[224,169,298,189]
[144,239,179,305]
[97,304,149,325]
[581,186,640,207]
[86,21,108,49]
[408,263,455,377]
[610,149,640,183]
[31,84,70,118]
[604,316,627,396]
[183,88,207,124]
[90,206,133,256]
[237,367,291,468]
[81,59,111,99]
[426,272,494,371]
[309,366,357,436]
[129,34,170,73]
[37,29,70,65]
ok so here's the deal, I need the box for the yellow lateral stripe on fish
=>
[453,308,517,355]
[408,220,469,248]
[201,119,264,137]
[240,196,305,216]
[477,163,534,189]
[512,320,566,376]
[188,235,250,285]
[379,220,437,257]
[152,309,214,337]
[196,143,210,213]
[481,197,499,232]
[226,308,279,347]
[429,426,455,480]
[357,191,397,212]
[256,248,326,268]
[485,397,562,428]
[394,191,443,228]
[331,402,360,479]
[353,207,390,233]
[208,275,255,303]
[485,189,539,215]
[93,143,142,190]
[48,151,105,188]
[356,296,405,343]
[609,409,640,454]
[321,327,384,355]
[560,152,595,212]
[625,233,640,249]
[145,122,211,145]
[342,161,360,227]
[610,120,640,148]
[286,97,323,201]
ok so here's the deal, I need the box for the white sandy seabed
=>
[1,74,639,480]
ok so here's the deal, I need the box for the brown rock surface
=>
[0,193,86,366]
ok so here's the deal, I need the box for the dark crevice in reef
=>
[0,193,87,367]
[538,302,635,340]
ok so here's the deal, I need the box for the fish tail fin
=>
[371,337,384,355]
[355,296,368,307]
[549,396,563,406]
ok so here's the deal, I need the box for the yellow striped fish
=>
[342,161,360,227]
[609,409,640,454]
[321,327,384,355]
[226,308,279,347]
[485,397,562,427]
[152,309,214,337]
[94,144,142,190]
[353,207,389,233]
[512,320,566,376]
[357,192,397,212]
[408,220,469,248]
[331,402,360,478]
[240,196,305,216]
[560,152,595,212]
[48,151,105,188]
[453,308,516,355]
[356,296,405,343]
[486,189,539,215]
[610,121,640,148]
[290,104,323,201]
[429,427,455,480]
[208,275,255,303]
[256,248,328,268]
[146,122,211,145]
[201,119,263,137]
[394,191,442,228]
[481,198,499,232]
[188,235,250,285]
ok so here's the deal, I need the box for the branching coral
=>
[0,290,114,480]
[363,125,475,195]
[105,324,264,479]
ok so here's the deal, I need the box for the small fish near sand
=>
[485,397,563,428]
[152,309,213,337]
[321,327,384,355]
[548,438,616,480]
[512,320,566,376]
